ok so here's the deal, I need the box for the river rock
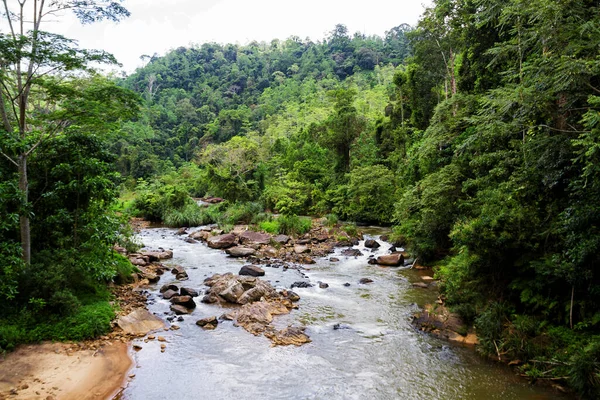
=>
[189,230,210,241]
[293,245,310,254]
[260,246,278,257]
[412,282,428,289]
[180,287,199,297]
[141,249,173,261]
[273,234,290,244]
[264,326,311,346]
[314,233,330,242]
[359,278,374,284]
[162,289,178,300]
[318,282,329,289]
[291,281,313,289]
[201,273,308,346]
[364,239,380,249]
[333,323,352,330]
[342,248,363,257]
[235,300,290,330]
[207,233,237,249]
[203,196,223,204]
[219,281,245,303]
[143,273,160,283]
[170,304,193,315]
[171,265,186,275]
[238,283,275,305]
[330,257,340,262]
[170,295,196,309]
[196,316,218,330]
[368,258,377,265]
[376,253,404,266]
[129,257,148,266]
[117,309,165,335]
[226,246,256,258]
[239,231,271,245]
[239,265,265,277]
[380,234,389,241]
[280,290,300,302]
[175,227,188,235]
[421,276,435,283]
[176,271,189,281]
[160,284,179,293]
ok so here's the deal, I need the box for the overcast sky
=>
[49,0,432,73]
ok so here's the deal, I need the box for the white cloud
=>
[46,0,432,73]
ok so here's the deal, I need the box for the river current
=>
[120,226,566,400]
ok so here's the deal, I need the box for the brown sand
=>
[0,341,132,400]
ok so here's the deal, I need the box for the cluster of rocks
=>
[412,303,478,346]
[182,224,366,267]
[197,273,310,346]
[114,248,176,284]
[159,281,199,315]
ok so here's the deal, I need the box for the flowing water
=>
[120,226,567,400]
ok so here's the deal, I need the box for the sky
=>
[48,0,432,73]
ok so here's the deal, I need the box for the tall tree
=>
[0,0,130,263]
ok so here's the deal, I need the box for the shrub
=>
[163,203,213,227]
[277,214,312,236]
[342,223,358,237]
[260,220,279,234]
[325,213,339,227]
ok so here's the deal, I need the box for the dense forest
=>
[1,0,600,397]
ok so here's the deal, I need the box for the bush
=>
[277,214,312,236]
[342,223,358,237]
[0,300,114,351]
[259,220,279,234]
[569,338,600,399]
[163,203,213,227]
[325,213,339,227]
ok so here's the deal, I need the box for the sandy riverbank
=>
[0,341,132,400]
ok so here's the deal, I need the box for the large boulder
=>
[180,287,199,297]
[294,245,310,254]
[218,281,245,303]
[117,309,165,335]
[264,326,311,346]
[170,304,193,315]
[160,284,179,293]
[342,248,363,257]
[207,233,237,249]
[170,295,196,309]
[239,231,271,246]
[196,316,219,330]
[364,239,380,249]
[140,249,173,261]
[162,289,178,300]
[226,246,256,258]
[239,265,265,277]
[273,234,290,244]
[376,253,404,266]
[189,230,210,241]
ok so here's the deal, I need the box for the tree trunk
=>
[18,153,31,264]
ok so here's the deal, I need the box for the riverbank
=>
[0,341,131,399]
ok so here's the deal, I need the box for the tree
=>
[321,88,365,173]
[0,0,130,264]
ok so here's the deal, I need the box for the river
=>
[120,226,567,400]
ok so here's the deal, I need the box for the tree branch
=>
[0,150,18,167]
